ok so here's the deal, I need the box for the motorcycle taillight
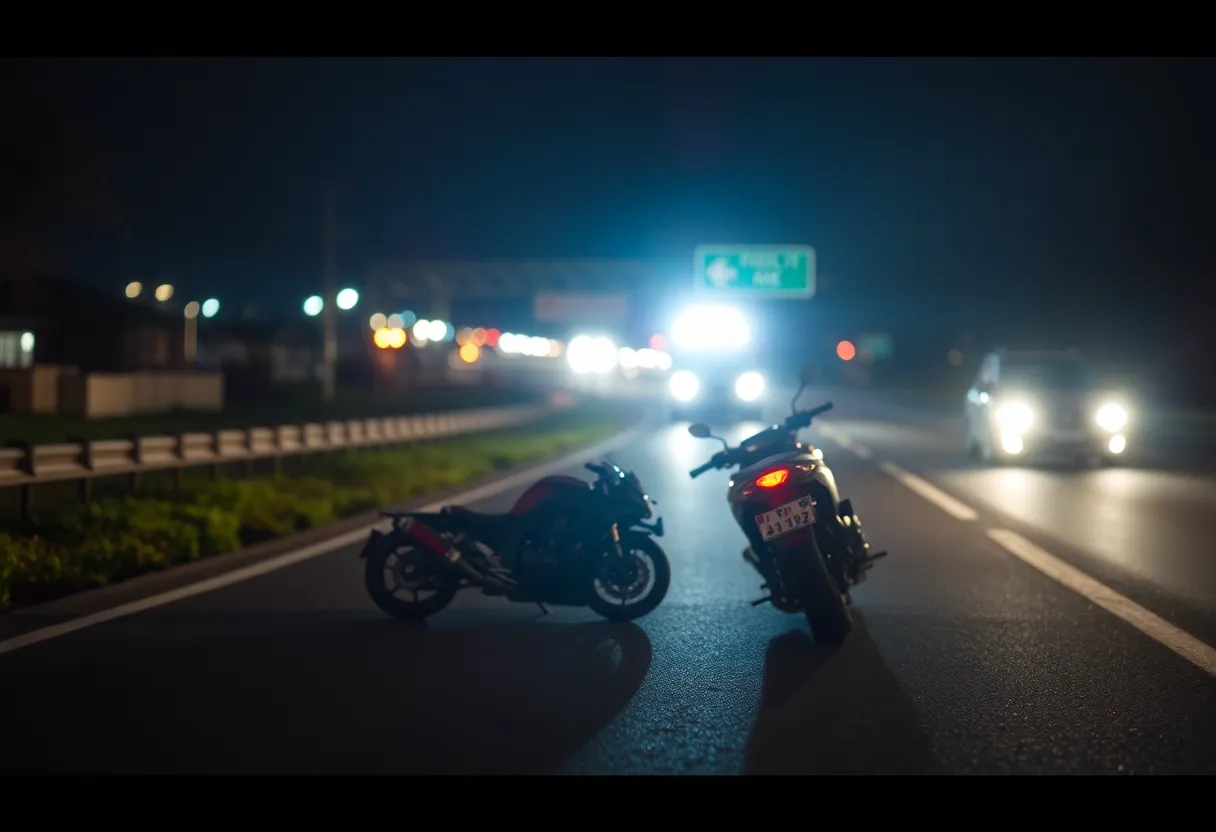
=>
[755,468,789,488]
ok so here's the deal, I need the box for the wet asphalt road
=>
[2,389,1215,774]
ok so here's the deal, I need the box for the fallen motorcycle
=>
[361,457,670,622]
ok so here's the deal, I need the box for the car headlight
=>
[668,370,699,402]
[995,401,1034,434]
[1095,402,1127,432]
[734,371,765,401]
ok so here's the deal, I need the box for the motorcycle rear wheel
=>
[587,532,671,622]
[364,536,460,621]
[775,533,852,645]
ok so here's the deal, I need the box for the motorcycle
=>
[361,456,671,622]
[686,369,887,644]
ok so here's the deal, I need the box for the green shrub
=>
[0,409,624,610]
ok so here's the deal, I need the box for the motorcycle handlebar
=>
[689,402,835,478]
[786,400,834,429]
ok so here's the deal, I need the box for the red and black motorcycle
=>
[361,457,670,622]
[687,371,887,644]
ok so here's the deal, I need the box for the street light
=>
[303,295,324,316]
[336,287,359,310]
[125,281,142,299]
[201,298,220,318]
[154,283,174,302]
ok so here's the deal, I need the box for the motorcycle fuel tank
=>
[511,475,591,515]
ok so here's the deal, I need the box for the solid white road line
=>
[847,442,872,459]
[987,529,1216,678]
[0,423,649,658]
[818,425,871,458]
[812,421,1216,677]
[878,461,979,521]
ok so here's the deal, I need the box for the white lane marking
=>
[848,442,872,459]
[0,423,648,658]
[987,529,1216,678]
[817,424,870,457]
[878,461,979,521]
[818,424,845,442]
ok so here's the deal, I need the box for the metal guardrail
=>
[0,403,565,516]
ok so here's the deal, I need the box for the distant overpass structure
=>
[364,258,672,329]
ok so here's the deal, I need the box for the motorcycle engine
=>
[515,516,568,572]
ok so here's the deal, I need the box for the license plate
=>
[754,497,815,541]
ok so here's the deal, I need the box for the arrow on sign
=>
[705,257,737,288]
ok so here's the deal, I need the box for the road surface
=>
[2,389,1215,774]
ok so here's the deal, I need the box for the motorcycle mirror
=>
[687,423,713,439]
[791,363,818,411]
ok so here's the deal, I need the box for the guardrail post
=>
[272,426,286,476]
[5,440,35,520]
[243,429,256,476]
[173,434,187,490]
[209,431,221,480]
[125,435,142,493]
[69,436,93,502]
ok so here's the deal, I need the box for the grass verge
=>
[0,407,625,611]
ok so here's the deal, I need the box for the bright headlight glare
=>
[995,401,1034,434]
[1095,403,1127,432]
[669,370,699,402]
[735,371,764,401]
[670,304,750,350]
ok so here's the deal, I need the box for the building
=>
[0,273,222,417]
[0,272,186,372]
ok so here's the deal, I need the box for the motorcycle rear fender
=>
[805,463,842,517]
[359,529,385,558]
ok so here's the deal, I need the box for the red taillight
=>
[755,469,789,488]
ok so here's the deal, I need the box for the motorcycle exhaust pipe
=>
[398,516,511,591]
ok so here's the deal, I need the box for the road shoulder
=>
[0,417,650,646]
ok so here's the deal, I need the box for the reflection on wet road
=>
[1,392,1215,774]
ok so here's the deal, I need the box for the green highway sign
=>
[693,244,816,298]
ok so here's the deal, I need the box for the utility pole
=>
[321,185,338,402]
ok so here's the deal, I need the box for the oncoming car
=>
[668,364,767,420]
[964,349,1131,465]
[664,303,768,420]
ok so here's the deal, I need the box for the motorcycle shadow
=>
[742,614,936,775]
[363,617,653,774]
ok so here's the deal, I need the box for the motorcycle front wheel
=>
[364,535,460,621]
[775,532,852,645]
[587,532,671,622]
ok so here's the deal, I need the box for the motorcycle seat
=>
[443,505,514,529]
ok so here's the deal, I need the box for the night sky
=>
[8,57,1216,362]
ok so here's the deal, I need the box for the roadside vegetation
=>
[0,408,623,610]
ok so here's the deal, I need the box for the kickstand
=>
[536,602,551,615]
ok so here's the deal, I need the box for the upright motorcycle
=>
[687,370,887,644]
[361,456,670,622]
